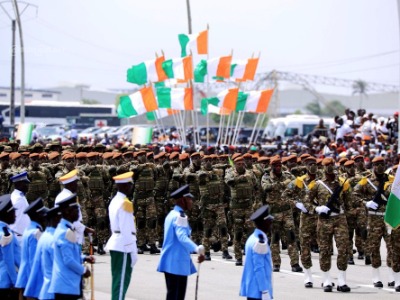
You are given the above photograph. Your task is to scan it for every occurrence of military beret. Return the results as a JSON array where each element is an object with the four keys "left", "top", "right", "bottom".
[
  {"left": 344, "top": 160, "right": 355, "bottom": 167},
  {"left": 242, "top": 153, "right": 252, "bottom": 159},
  {"left": 191, "top": 152, "right": 201, "bottom": 158},
  {"left": 169, "top": 152, "right": 179, "bottom": 160},
  {"left": 48, "top": 152, "right": 60, "bottom": 160},
  {"left": 158, "top": 152, "right": 166, "bottom": 159},
  {"left": 146, "top": 152, "right": 154, "bottom": 158},
  {"left": 303, "top": 156, "right": 317, "bottom": 164},
  {"left": 282, "top": 155, "right": 296, "bottom": 163},
  {"left": 353, "top": 155, "right": 364, "bottom": 162},
  {"left": 39, "top": 153, "right": 48, "bottom": 159},
  {"left": 179, "top": 153, "right": 189, "bottom": 161},
  {"left": 0, "top": 152, "right": 9, "bottom": 159},
  {"left": 29, "top": 153, "right": 39, "bottom": 158},
  {"left": 258, "top": 156, "right": 270, "bottom": 163},
  {"left": 316, "top": 158, "right": 323, "bottom": 165},
  {"left": 372, "top": 156, "right": 384, "bottom": 164},
  {"left": 154, "top": 153, "right": 160, "bottom": 160},
  {"left": 209, "top": 154, "right": 218, "bottom": 159},
  {"left": 86, "top": 152, "right": 99, "bottom": 158},
  {"left": 338, "top": 157, "right": 348, "bottom": 164},
  {"left": 300, "top": 153, "right": 311, "bottom": 160},
  {"left": 122, "top": 151, "right": 134, "bottom": 158},
  {"left": 62, "top": 153, "right": 75, "bottom": 160},
  {"left": 102, "top": 152, "right": 114, "bottom": 160},
  {"left": 234, "top": 156, "right": 244, "bottom": 163},
  {"left": 134, "top": 151, "right": 146, "bottom": 158},
  {"left": 113, "top": 152, "right": 122, "bottom": 159},
  {"left": 231, "top": 153, "right": 241, "bottom": 161},
  {"left": 322, "top": 157, "right": 334, "bottom": 166},
  {"left": 219, "top": 154, "right": 229, "bottom": 159},
  {"left": 202, "top": 155, "right": 211, "bottom": 160},
  {"left": 270, "top": 157, "right": 282, "bottom": 165},
  {"left": 75, "top": 152, "right": 87, "bottom": 159},
  {"left": 10, "top": 152, "right": 21, "bottom": 160}
]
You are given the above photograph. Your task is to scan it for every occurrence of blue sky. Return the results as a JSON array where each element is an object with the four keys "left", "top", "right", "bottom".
[{"left": 0, "top": 0, "right": 398, "bottom": 92}]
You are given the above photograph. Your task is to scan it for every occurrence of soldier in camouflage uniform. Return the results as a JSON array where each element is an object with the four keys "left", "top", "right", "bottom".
[
  {"left": 342, "top": 160, "right": 367, "bottom": 265},
  {"left": 182, "top": 152, "right": 203, "bottom": 245},
  {"left": 262, "top": 157, "right": 302, "bottom": 273},
  {"left": 305, "top": 157, "right": 351, "bottom": 293},
  {"left": 243, "top": 153, "right": 263, "bottom": 210},
  {"left": 131, "top": 151, "right": 159, "bottom": 254},
  {"left": 84, "top": 152, "right": 110, "bottom": 254},
  {"left": 225, "top": 156, "right": 255, "bottom": 266},
  {"left": 153, "top": 152, "right": 170, "bottom": 247},
  {"left": 198, "top": 155, "right": 232, "bottom": 260},
  {"left": 282, "top": 156, "right": 319, "bottom": 287},
  {"left": 338, "top": 157, "right": 349, "bottom": 176},
  {"left": 26, "top": 153, "right": 52, "bottom": 204},
  {"left": 46, "top": 152, "right": 63, "bottom": 207},
  {"left": 353, "top": 156, "right": 392, "bottom": 288},
  {"left": 0, "top": 152, "right": 12, "bottom": 194}
]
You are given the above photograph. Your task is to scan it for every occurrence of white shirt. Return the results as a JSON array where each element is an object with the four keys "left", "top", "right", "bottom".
[
  {"left": 55, "top": 188, "right": 85, "bottom": 245},
  {"left": 10, "top": 189, "right": 31, "bottom": 243},
  {"left": 105, "top": 192, "right": 137, "bottom": 254},
  {"left": 336, "top": 123, "right": 352, "bottom": 141}
]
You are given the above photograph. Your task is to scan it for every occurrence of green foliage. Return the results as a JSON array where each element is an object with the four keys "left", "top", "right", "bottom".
[{"left": 305, "top": 99, "right": 346, "bottom": 117}]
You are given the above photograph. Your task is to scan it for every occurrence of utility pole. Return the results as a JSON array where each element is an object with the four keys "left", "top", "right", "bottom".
[
  {"left": 10, "top": 19, "right": 16, "bottom": 125},
  {"left": 186, "top": 0, "right": 192, "bottom": 34}
]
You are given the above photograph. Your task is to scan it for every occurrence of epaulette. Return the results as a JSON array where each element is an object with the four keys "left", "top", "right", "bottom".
[
  {"left": 253, "top": 234, "right": 268, "bottom": 254},
  {"left": 339, "top": 177, "right": 350, "bottom": 192},
  {"left": 307, "top": 180, "right": 316, "bottom": 190},
  {"left": 0, "top": 227, "right": 12, "bottom": 247},
  {"left": 384, "top": 175, "right": 394, "bottom": 191},
  {"left": 357, "top": 177, "right": 368, "bottom": 186},
  {"left": 122, "top": 198, "right": 134, "bottom": 214},
  {"left": 174, "top": 210, "right": 188, "bottom": 227},
  {"left": 295, "top": 175, "right": 307, "bottom": 189},
  {"left": 65, "top": 225, "right": 77, "bottom": 243}
]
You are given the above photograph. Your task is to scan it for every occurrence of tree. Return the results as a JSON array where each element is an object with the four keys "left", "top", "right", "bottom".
[
  {"left": 305, "top": 99, "right": 322, "bottom": 115},
  {"left": 323, "top": 100, "right": 346, "bottom": 116},
  {"left": 352, "top": 80, "right": 368, "bottom": 109}
]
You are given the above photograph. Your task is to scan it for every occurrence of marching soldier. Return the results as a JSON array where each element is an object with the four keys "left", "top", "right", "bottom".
[
  {"left": 261, "top": 157, "right": 302, "bottom": 273},
  {"left": 0, "top": 152, "right": 12, "bottom": 195},
  {"left": 26, "top": 153, "right": 52, "bottom": 205},
  {"left": 305, "top": 157, "right": 351, "bottom": 293}
]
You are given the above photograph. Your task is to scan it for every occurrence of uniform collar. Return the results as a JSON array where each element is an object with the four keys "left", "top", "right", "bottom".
[
  {"left": 116, "top": 191, "right": 127, "bottom": 199},
  {"left": 254, "top": 228, "right": 267, "bottom": 239},
  {"left": 173, "top": 205, "right": 184, "bottom": 212}
]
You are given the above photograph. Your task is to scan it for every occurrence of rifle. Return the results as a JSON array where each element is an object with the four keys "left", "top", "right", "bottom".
[
  {"left": 372, "top": 174, "right": 388, "bottom": 208},
  {"left": 320, "top": 179, "right": 347, "bottom": 218}
]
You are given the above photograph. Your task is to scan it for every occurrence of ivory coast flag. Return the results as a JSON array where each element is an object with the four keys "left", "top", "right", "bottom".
[
  {"left": 236, "top": 89, "right": 274, "bottom": 113},
  {"left": 194, "top": 56, "right": 232, "bottom": 82},
  {"left": 162, "top": 56, "right": 193, "bottom": 81},
  {"left": 231, "top": 58, "right": 259, "bottom": 81},
  {"left": 117, "top": 87, "right": 158, "bottom": 118},
  {"left": 146, "top": 108, "right": 179, "bottom": 120},
  {"left": 156, "top": 87, "right": 193, "bottom": 110},
  {"left": 200, "top": 88, "right": 239, "bottom": 114},
  {"left": 178, "top": 30, "right": 208, "bottom": 57},
  {"left": 127, "top": 56, "right": 167, "bottom": 85},
  {"left": 385, "top": 167, "right": 400, "bottom": 229}
]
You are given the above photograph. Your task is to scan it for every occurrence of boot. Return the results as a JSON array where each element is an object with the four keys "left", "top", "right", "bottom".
[
  {"left": 158, "top": 240, "right": 163, "bottom": 249},
  {"left": 97, "top": 243, "right": 106, "bottom": 255},
  {"left": 395, "top": 272, "right": 400, "bottom": 292},
  {"left": 357, "top": 251, "right": 364, "bottom": 260},
  {"left": 322, "top": 271, "right": 332, "bottom": 292},
  {"left": 337, "top": 271, "right": 351, "bottom": 292},
  {"left": 311, "top": 246, "right": 320, "bottom": 253},
  {"left": 281, "top": 241, "right": 288, "bottom": 250},
  {"left": 304, "top": 268, "right": 313, "bottom": 288},
  {"left": 273, "top": 265, "right": 280, "bottom": 272},
  {"left": 235, "top": 259, "right": 242, "bottom": 266},
  {"left": 137, "top": 247, "right": 144, "bottom": 254},
  {"left": 204, "top": 252, "right": 211, "bottom": 261},
  {"left": 291, "top": 263, "right": 303, "bottom": 272},
  {"left": 388, "top": 270, "right": 395, "bottom": 287},
  {"left": 365, "top": 255, "right": 371, "bottom": 265},
  {"left": 150, "top": 244, "right": 160, "bottom": 254},
  {"left": 372, "top": 267, "right": 383, "bottom": 288},
  {"left": 211, "top": 241, "right": 221, "bottom": 252},
  {"left": 142, "top": 244, "right": 151, "bottom": 252},
  {"left": 222, "top": 250, "right": 232, "bottom": 259},
  {"left": 348, "top": 257, "right": 355, "bottom": 265}
]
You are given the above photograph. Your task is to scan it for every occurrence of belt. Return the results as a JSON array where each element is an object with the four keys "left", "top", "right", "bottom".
[
  {"left": 368, "top": 211, "right": 385, "bottom": 216},
  {"left": 114, "top": 231, "right": 136, "bottom": 236}
]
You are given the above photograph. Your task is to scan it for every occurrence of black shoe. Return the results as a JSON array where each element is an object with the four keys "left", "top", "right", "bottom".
[
  {"left": 222, "top": 250, "right": 232, "bottom": 259},
  {"left": 291, "top": 263, "right": 303, "bottom": 272},
  {"left": 365, "top": 255, "right": 371, "bottom": 265},
  {"left": 305, "top": 282, "right": 313, "bottom": 288},
  {"left": 273, "top": 265, "right": 280, "bottom": 272},
  {"left": 204, "top": 252, "right": 211, "bottom": 261},
  {"left": 311, "top": 246, "right": 320, "bottom": 253},
  {"left": 321, "top": 282, "right": 335, "bottom": 287},
  {"left": 211, "top": 241, "right": 221, "bottom": 252},
  {"left": 323, "top": 285, "right": 332, "bottom": 292},
  {"left": 150, "top": 244, "right": 160, "bottom": 254},
  {"left": 348, "top": 257, "right": 355, "bottom": 265},
  {"left": 396, "top": 286, "right": 400, "bottom": 292},
  {"left": 388, "top": 281, "right": 395, "bottom": 287},
  {"left": 374, "top": 281, "right": 383, "bottom": 288},
  {"left": 228, "top": 240, "right": 233, "bottom": 247},
  {"left": 357, "top": 252, "right": 364, "bottom": 260},
  {"left": 281, "top": 243, "right": 288, "bottom": 250},
  {"left": 138, "top": 248, "right": 144, "bottom": 254},
  {"left": 352, "top": 249, "right": 357, "bottom": 254},
  {"left": 158, "top": 241, "right": 163, "bottom": 249},
  {"left": 97, "top": 244, "right": 106, "bottom": 255},
  {"left": 337, "top": 285, "right": 351, "bottom": 292},
  {"left": 142, "top": 244, "right": 151, "bottom": 252},
  {"left": 235, "top": 259, "right": 242, "bottom": 266}
]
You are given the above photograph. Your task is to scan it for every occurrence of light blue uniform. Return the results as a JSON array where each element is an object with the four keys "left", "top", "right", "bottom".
[
  {"left": 48, "top": 219, "right": 85, "bottom": 296},
  {"left": 15, "top": 220, "right": 42, "bottom": 289},
  {"left": 157, "top": 205, "right": 198, "bottom": 276},
  {"left": 24, "top": 227, "right": 55, "bottom": 299},
  {"left": 0, "top": 221, "right": 21, "bottom": 288},
  {"left": 240, "top": 228, "right": 273, "bottom": 299}
]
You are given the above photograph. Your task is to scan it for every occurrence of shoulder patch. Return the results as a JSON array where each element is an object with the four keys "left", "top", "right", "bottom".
[
  {"left": 358, "top": 177, "right": 368, "bottom": 186},
  {"left": 308, "top": 180, "right": 316, "bottom": 190},
  {"left": 253, "top": 234, "right": 268, "bottom": 254},
  {"left": 174, "top": 211, "right": 188, "bottom": 227},
  {"left": 122, "top": 198, "right": 134, "bottom": 213},
  {"left": 339, "top": 177, "right": 350, "bottom": 192},
  {"left": 65, "top": 228, "right": 77, "bottom": 243}
]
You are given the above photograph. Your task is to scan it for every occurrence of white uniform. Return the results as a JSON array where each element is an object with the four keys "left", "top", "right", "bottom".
[
  {"left": 55, "top": 188, "right": 86, "bottom": 245},
  {"left": 10, "top": 189, "right": 30, "bottom": 243},
  {"left": 105, "top": 191, "right": 137, "bottom": 265}
]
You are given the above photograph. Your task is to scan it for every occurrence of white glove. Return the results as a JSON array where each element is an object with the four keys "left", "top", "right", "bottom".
[
  {"left": 130, "top": 252, "right": 138, "bottom": 268},
  {"left": 366, "top": 200, "right": 378, "bottom": 210},
  {"left": 315, "top": 205, "right": 330, "bottom": 215},
  {"left": 197, "top": 245, "right": 205, "bottom": 255},
  {"left": 262, "top": 291, "right": 271, "bottom": 300},
  {"left": 295, "top": 202, "right": 308, "bottom": 213}
]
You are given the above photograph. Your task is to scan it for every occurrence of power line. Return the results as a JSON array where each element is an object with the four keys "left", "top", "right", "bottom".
[{"left": 325, "top": 63, "right": 399, "bottom": 75}]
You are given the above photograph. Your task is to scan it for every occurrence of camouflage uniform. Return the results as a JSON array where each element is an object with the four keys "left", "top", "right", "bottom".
[
  {"left": 225, "top": 167, "right": 254, "bottom": 262},
  {"left": 262, "top": 169, "right": 299, "bottom": 269},
  {"left": 198, "top": 162, "right": 230, "bottom": 258},
  {"left": 131, "top": 161, "right": 158, "bottom": 250},
  {"left": 26, "top": 165, "right": 52, "bottom": 204}
]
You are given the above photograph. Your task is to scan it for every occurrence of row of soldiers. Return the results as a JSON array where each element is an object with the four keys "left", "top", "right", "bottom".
[{"left": 0, "top": 140, "right": 399, "bottom": 292}]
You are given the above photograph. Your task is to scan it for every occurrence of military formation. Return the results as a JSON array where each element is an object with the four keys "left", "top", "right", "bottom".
[{"left": 0, "top": 138, "right": 400, "bottom": 298}]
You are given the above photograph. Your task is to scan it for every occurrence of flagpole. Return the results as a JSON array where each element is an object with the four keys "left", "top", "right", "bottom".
[
  {"left": 233, "top": 111, "right": 245, "bottom": 145},
  {"left": 248, "top": 113, "right": 260, "bottom": 146},
  {"left": 206, "top": 24, "right": 210, "bottom": 147}
]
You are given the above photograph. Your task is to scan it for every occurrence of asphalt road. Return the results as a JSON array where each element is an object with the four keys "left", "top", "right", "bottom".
[{"left": 87, "top": 242, "right": 399, "bottom": 300}]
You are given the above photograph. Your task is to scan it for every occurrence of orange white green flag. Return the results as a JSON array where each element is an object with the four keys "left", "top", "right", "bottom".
[
  {"left": 127, "top": 56, "right": 167, "bottom": 85},
  {"left": 178, "top": 30, "right": 208, "bottom": 57},
  {"left": 200, "top": 88, "right": 239, "bottom": 114},
  {"left": 162, "top": 56, "right": 193, "bottom": 82},
  {"left": 236, "top": 89, "right": 274, "bottom": 113},
  {"left": 117, "top": 87, "right": 158, "bottom": 118},
  {"left": 194, "top": 56, "right": 232, "bottom": 82},
  {"left": 156, "top": 87, "right": 193, "bottom": 110},
  {"left": 385, "top": 169, "right": 400, "bottom": 229},
  {"left": 230, "top": 58, "right": 259, "bottom": 81}
]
